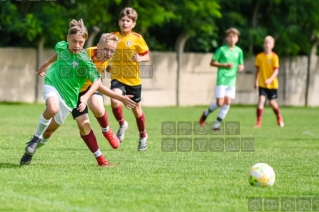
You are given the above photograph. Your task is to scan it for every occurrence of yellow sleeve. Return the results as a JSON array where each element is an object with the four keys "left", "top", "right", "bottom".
[
  {"left": 255, "top": 54, "right": 260, "bottom": 67},
  {"left": 137, "top": 36, "right": 149, "bottom": 55},
  {"left": 274, "top": 54, "right": 279, "bottom": 68}
]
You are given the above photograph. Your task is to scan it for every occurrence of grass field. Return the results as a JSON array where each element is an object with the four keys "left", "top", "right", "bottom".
[{"left": 0, "top": 103, "right": 319, "bottom": 212}]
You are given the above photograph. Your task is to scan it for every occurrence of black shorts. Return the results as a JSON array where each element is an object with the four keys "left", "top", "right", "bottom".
[
  {"left": 110, "top": 79, "right": 142, "bottom": 103},
  {"left": 71, "top": 87, "right": 103, "bottom": 119},
  {"left": 259, "top": 87, "right": 278, "bottom": 100}
]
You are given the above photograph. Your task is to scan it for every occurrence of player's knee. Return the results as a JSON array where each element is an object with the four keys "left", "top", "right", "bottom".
[
  {"left": 45, "top": 106, "right": 59, "bottom": 116},
  {"left": 78, "top": 121, "right": 91, "bottom": 135}
]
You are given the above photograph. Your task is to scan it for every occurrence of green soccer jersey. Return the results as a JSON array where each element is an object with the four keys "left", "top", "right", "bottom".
[
  {"left": 213, "top": 45, "right": 244, "bottom": 87},
  {"left": 44, "top": 41, "right": 100, "bottom": 108}
]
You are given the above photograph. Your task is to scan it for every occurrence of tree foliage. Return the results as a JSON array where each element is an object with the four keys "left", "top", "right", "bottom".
[{"left": 1, "top": 0, "right": 319, "bottom": 56}]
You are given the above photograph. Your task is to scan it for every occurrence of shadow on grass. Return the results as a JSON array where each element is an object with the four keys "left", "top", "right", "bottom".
[{"left": 0, "top": 162, "right": 21, "bottom": 168}]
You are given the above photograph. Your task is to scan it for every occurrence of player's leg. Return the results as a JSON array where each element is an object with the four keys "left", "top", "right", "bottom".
[
  {"left": 22, "top": 85, "right": 59, "bottom": 159},
  {"left": 72, "top": 92, "right": 111, "bottom": 167},
  {"left": 126, "top": 84, "right": 147, "bottom": 151},
  {"left": 199, "top": 86, "right": 224, "bottom": 126},
  {"left": 110, "top": 80, "right": 128, "bottom": 142},
  {"left": 20, "top": 86, "right": 70, "bottom": 165},
  {"left": 268, "top": 89, "right": 284, "bottom": 127},
  {"left": 213, "top": 96, "right": 231, "bottom": 130},
  {"left": 213, "top": 86, "right": 236, "bottom": 130},
  {"left": 255, "top": 87, "right": 267, "bottom": 127},
  {"left": 88, "top": 92, "right": 119, "bottom": 149}
]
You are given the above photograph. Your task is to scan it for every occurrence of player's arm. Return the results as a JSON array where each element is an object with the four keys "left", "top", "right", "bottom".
[
  {"left": 238, "top": 64, "right": 244, "bottom": 72},
  {"left": 254, "top": 67, "right": 260, "bottom": 89},
  {"left": 265, "top": 68, "right": 279, "bottom": 85},
  {"left": 78, "top": 79, "right": 102, "bottom": 112},
  {"left": 37, "top": 53, "right": 57, "bottom": 77},
  {"left": 97, "top": 85, "right": 136, "bottom": 109},
  {"left": 132, "top": 52, "right": 150, "bottom": 62},
  {"left": 210, "top": 59, "right": 233, "bottom": 69}
]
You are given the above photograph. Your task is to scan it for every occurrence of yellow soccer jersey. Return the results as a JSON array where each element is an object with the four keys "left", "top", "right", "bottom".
[
  {"left": 111, "top": 32, "right": 149, "bottom": 86},
  {"left": 80, "top": 47, "right": 109, "bottom": 92},
  {"left": 255, "top": 52, "right": 279, "bottom": 89}
]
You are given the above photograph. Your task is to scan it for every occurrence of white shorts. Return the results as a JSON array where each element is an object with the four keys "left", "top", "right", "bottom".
[
  {"left": 215, "top": 85, "right": 236, "bottom": 99},
  {"left": 43, "top": 85, "right": 72, "bottom": 125}
]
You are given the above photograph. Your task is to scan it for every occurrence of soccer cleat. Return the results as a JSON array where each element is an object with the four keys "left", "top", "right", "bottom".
[
  {"left": 277, "top": 115, "right": 284, "bottom": 127},
  {"left": 199, "top": 111, "right": 207, "bottom": 126},
  {"left": 96, "top": 155, "right": 118, "bottom": 167},
  {"left": 116, "top": 121, "right": 128, "bottom": 143},
  {"left": 102, "top": 129, "right": 120, "bottom": 149},
  {"left": 138, "top": 133, "right": 148, "bottom": 151},
  {"left": 25, "top": 135, "right": 42, "bottom": 155},
  {"left": 20, "top": 153, "right": 33, "bottom": 165}
]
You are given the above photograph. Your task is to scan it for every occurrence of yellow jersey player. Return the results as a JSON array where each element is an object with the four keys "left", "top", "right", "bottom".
[
  {"left": 109, "top": 7, "right": 150, "bottom": 151},
  {"left": 254, "top": 36, "right": 284, "bottom": 127}
]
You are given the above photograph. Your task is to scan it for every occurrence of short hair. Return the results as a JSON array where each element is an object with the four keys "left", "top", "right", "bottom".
[
  {"left": 226, "top": 28, "right": 240, "bottom": 36},
  {"left": 68, "top": 19, "right": 88, "bottom": 40},
  {"left": 99, "top": 33, "right": 120, "bottom": 44},
  {"left": 264, "top": 35, "right": 275, "bottom": 44},
  {"left": 119, "top": 7, "right": 138, "bottom": 22}
]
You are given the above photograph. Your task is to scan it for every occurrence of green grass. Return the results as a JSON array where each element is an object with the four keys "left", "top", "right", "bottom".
[{"left": 1, "top": 104, "right": 319, "bottom": 212}]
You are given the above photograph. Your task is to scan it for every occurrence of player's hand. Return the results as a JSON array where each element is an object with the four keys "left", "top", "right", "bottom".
[
  {"left": 265, "top": 79, "right": 272, "bottom": 85},
  {"left": 78, "top": 95, "right": 89, "bottom": 112},
  {"left": 132, "top": 53, "right": 140, "bottom": 62},
  {"left": 37, "top": 65, "right": 48, "bottom": 77},
  {"left": 254, "top": 81, "right": 258, "bottom": 89},
  {"left": 238, "top": 65, "right": 244, "bottom": 72},
  {"left": 106, "top": 63, "right": 112, "bottom": 73},
  {"left": 224, "top": 63, "right": 233, "bottom": 69},
  {"left": 121, "top": 95, "right": 136, "bottom": 109}
]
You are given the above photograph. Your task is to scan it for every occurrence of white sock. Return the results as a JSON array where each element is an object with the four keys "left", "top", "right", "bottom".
[
  {"left": 102, "top": 126, "right": 109, "bottom": 133},
  {"left": 204, "top": 102, "right": 219, "bottom": 116},
  {"left": 35, "top": 114, "right": 52, "bottom": 138},
  {"left": 218, "top": 104, "right": 230, "bottom": 119},
  {"left": 93, "top": 149, "right": 102, "bottom": 157},
  {"left": 37, "top": 137, "right": 51, "bottom": 148}
]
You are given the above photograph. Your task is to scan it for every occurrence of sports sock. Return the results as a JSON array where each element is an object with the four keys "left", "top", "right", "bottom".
[
  {"left": 37, "top": 136, "right": 52, "bottom": 148},
  {"left": 112, "top": 106, "right": 125, "bottom": 125},
  {"left": 204, "top": 102, "right": 219, "bottom": 116},
  {"left": 35, "top": 114, "right": 52, "bottom": 138},
  {"left": 214, "top": 117, "right": 223, "bottom": 129},
  {"left": 95, "top": 111, "right": 109, "bottom": 132},
  {"left": 257, "top": 108, "right": 263, "bottom": 121},
  {"left": 80, "top": 129, "right": 99, "bottom": 154},
  {"left": 136, "top": 113, "right": 146, "bottom": 138},
  {"left": 272, "top": 107, "right": 280, "bottom": 117},
  {"left": 218, "top": 104, "right": 230, "bottom": 120},
  {"left": 93, "top": 149, "right": 102, "bottom": 158}
]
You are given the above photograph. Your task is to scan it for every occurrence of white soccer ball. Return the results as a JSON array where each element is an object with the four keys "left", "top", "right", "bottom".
[{"left": 248, "top": 163, "right": 275, "bottom": 187}]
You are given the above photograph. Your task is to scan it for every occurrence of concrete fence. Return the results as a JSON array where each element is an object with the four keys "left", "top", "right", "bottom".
[{"left": 0, "top": 48, "right": 318, "bottom": 106}]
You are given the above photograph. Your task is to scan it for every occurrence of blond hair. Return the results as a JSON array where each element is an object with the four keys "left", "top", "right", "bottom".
[
  {"left": 264, "top": 35, "right": 275, "bottom": 44},
  {"left": 119, "top": 7, "right": 138, "bottom": 22},
  {"left": 99, "top": 33, "right": 120, "bottom": 44},
  {"left": 68, "top": 19, "right": 88, "bottom": 40},
  {"left": 226, "top": 28, "right": 240, "bottom": 36}
]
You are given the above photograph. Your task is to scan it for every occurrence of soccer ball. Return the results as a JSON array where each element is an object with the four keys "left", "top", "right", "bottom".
[{"left": 248, "top": 163, "right": 275, "bottom": 187}]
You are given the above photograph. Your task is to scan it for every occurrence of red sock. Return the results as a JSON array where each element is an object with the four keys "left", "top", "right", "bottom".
[
  {"left": 80, "top": 130, "right": 98, "bottom": 153},
  {"left": 112, "top": 106, "right": 125, "bottom": 125},
  {"left": 136, "top": 113, "right": 146, "bottom": 138},
  {"left": 95, "top": 111, "right": 109, "bottom": 128},
  {"left": 257, "top": 108, "right": 263, "bottom": 121},
  {"left": 273, "top": 107, "right": 280, "bottom": 117}
]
